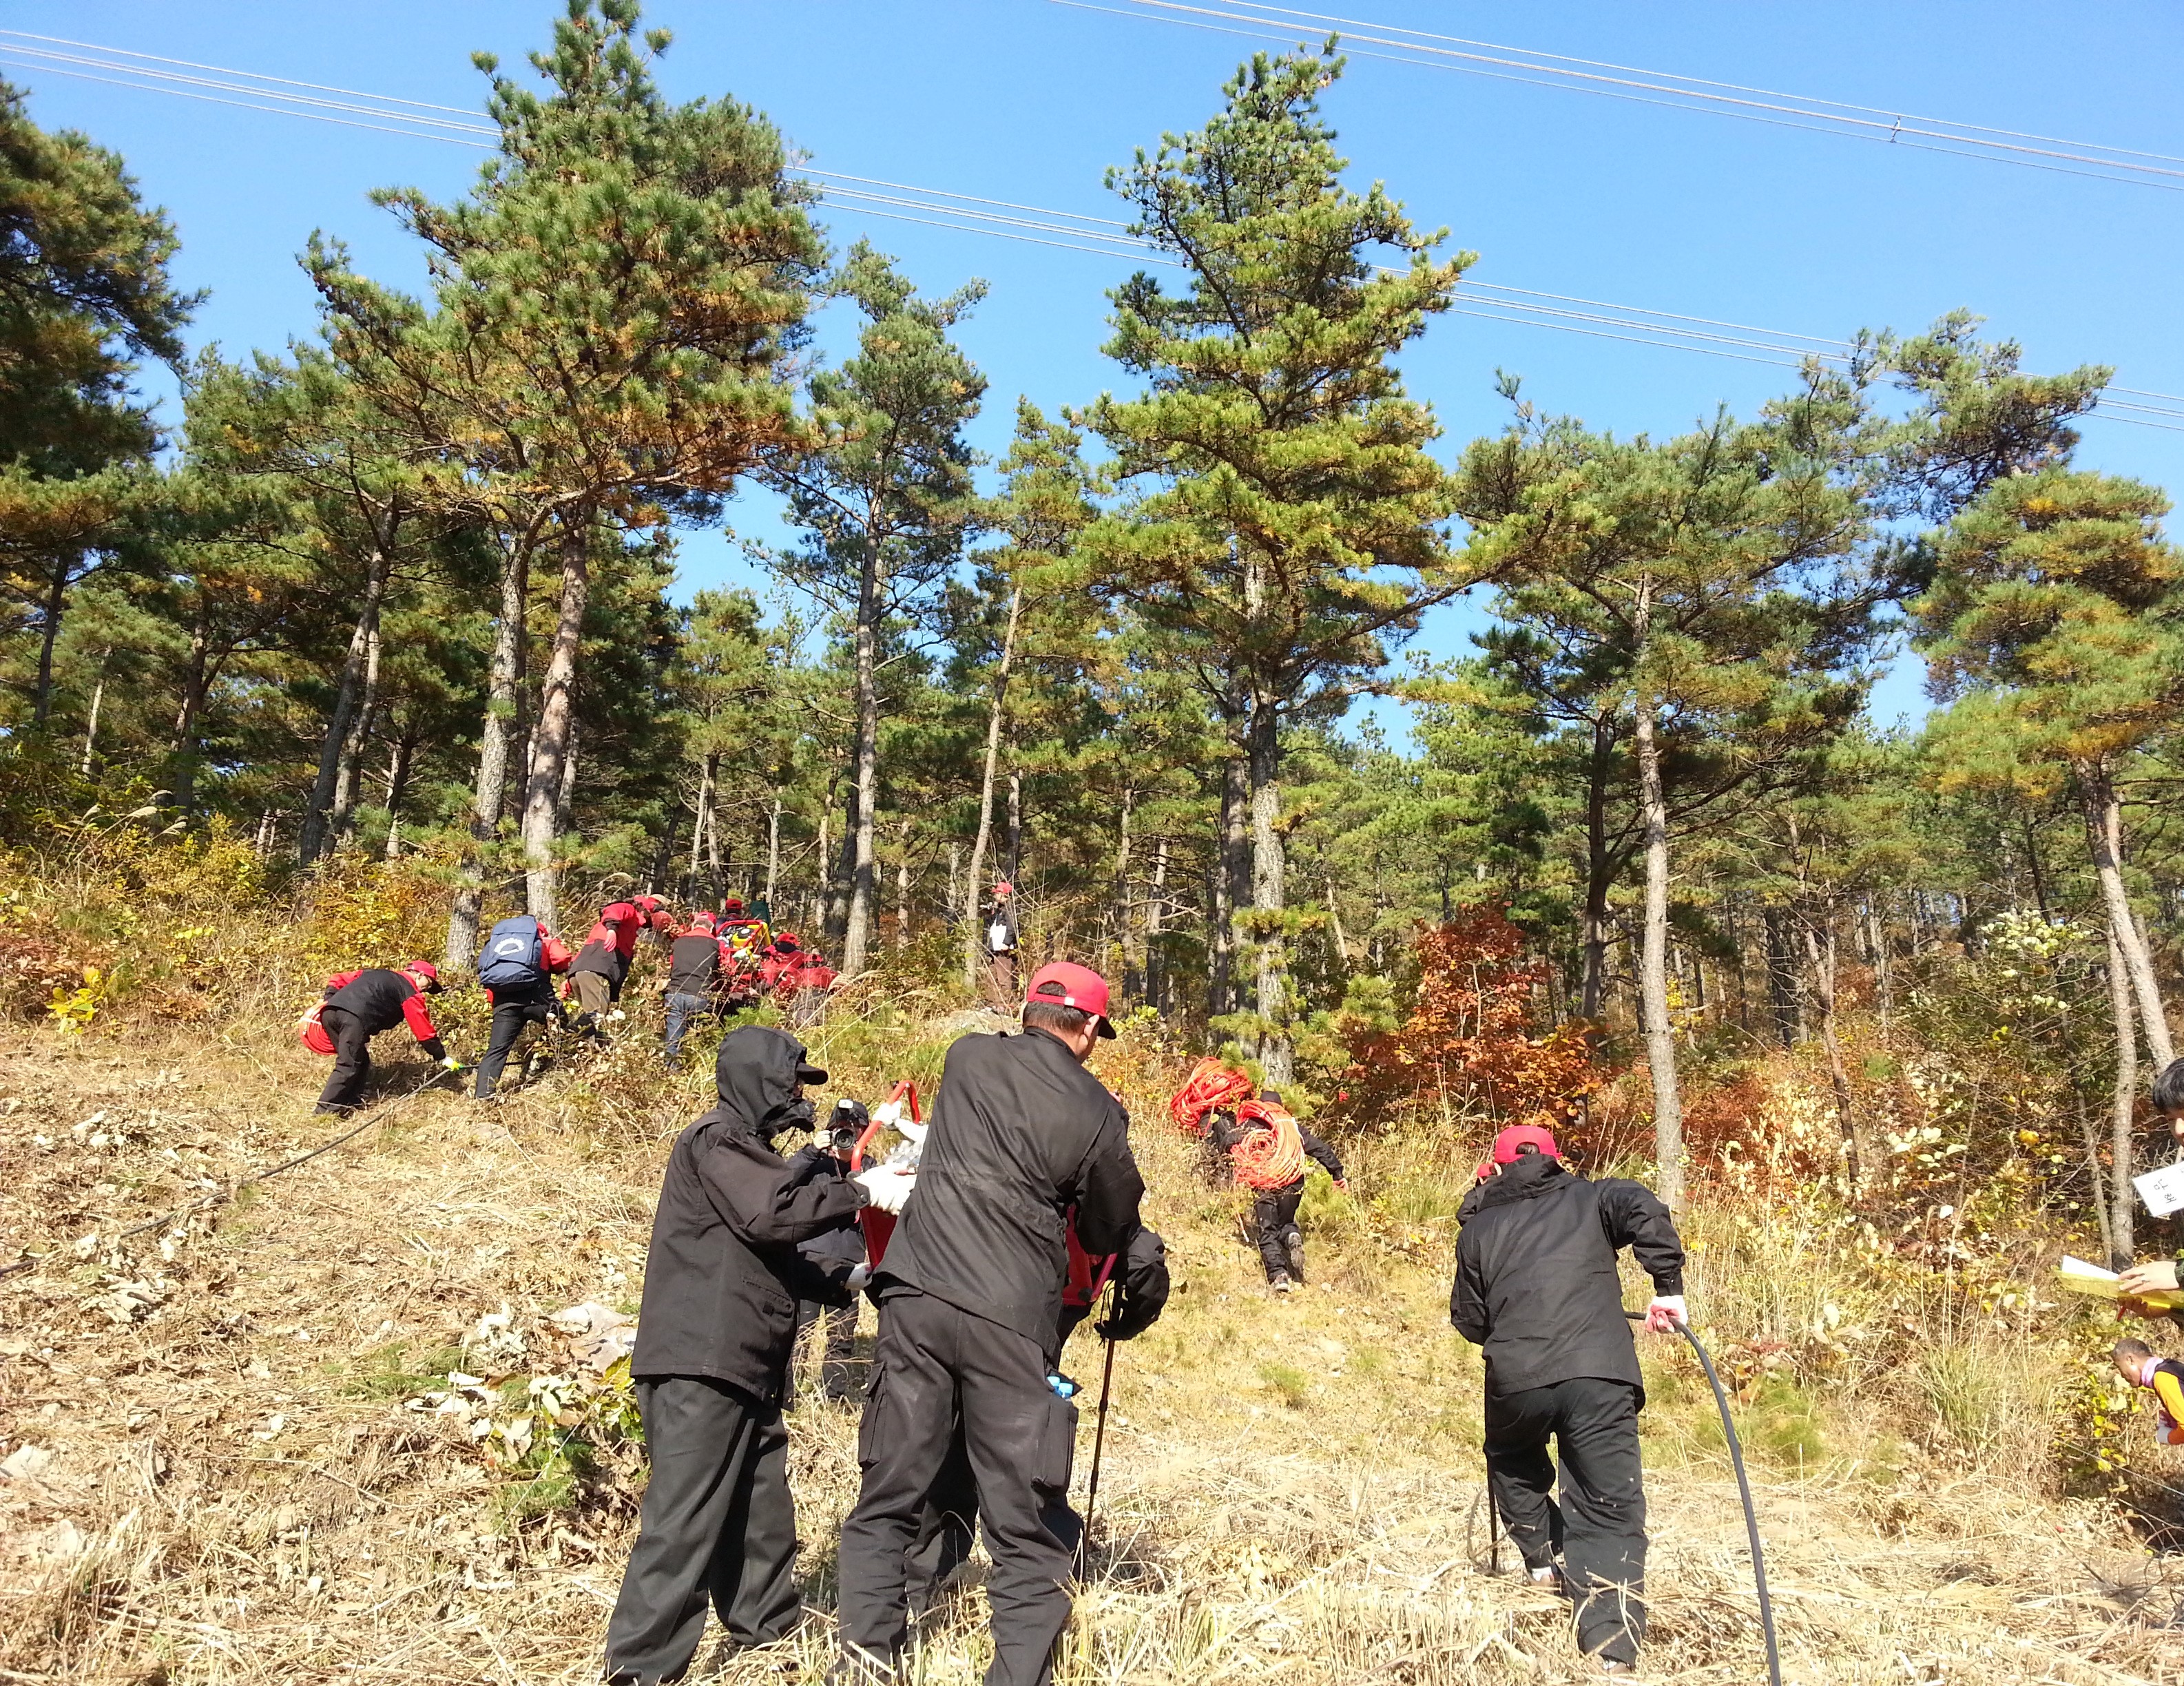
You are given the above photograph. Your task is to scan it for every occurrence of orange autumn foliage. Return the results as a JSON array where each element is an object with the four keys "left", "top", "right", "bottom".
[{"left": 1326, "top": 910, "right": 1602, "bottom": 1134}]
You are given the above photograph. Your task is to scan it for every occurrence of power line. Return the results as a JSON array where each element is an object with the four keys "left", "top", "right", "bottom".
[
  {"left": 1211, "top": 1, "right": 2184, "bottom": 168},
  {"left": 1062, "top": 0, "right": 2184, "bottom": 194},
  {"left": 6, "top": 33, "right": 2178, "bottom": 435}
]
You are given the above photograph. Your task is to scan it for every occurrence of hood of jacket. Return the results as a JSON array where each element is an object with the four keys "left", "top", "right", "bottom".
[
  {"left": 1468, "top": 1150, "right": 1567, "bottom": 1214},
  {"left": 714, "top": 1025, "right": 816, "bottom": 1142}
]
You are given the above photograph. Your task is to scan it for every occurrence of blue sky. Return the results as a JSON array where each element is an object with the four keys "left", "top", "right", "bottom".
[{"left": 11, "top": 0, "right": 2181, "bottom": 736}]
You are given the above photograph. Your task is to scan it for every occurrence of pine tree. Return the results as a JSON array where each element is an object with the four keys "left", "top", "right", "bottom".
[
  {"left": 764, "top": 242, "right": 986, "bottom": 977},
  {"left": 310, "top": 0, "right": 820, "bottom": 941},
  {"left": 1083, "top": 43, "right": 1467, "bottom": 1081}
]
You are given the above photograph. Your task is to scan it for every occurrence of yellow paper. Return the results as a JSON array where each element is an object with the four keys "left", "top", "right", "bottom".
[{"left": 2057, "top": 1254, "right": 2184, "bottom": 1309}]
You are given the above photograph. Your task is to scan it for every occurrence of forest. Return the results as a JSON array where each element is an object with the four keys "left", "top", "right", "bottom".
[
  {"left": 7, "top": 3, "right": 2180, "bottom": 1231},
  {"left": 7, "top": 3, "right": 2184, "bottom": 1681}
]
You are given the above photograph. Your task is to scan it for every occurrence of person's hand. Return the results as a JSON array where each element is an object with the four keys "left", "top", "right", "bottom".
[
  {"left": 871, "top": 1100, "right": 902, "bottom": 1127},
  {"left": 2120, "top": 1295, "right": 2172, "bottom": 1322},
  {"left": 1333, "top": 1178, "right": 1349, "bottom": 1192},
  {"left": 2119, "top": 1260, "right": 2181, "bottom": 1296},
  {"left": 1096, "top": 1287, "right": 1162, "bottom": 1342},
  {"left": 846, "top": 1262, "right": 872, "bottom": 1293},
  {"left": 440, "top": 1054, "right": 468, "bottom": 1074},
  {"left": 1643, "top": 1294, "right": 1687, "bottom": 1333},
  {"left": 854, "top": 1165, "right": 915, "bottom": 1215}
]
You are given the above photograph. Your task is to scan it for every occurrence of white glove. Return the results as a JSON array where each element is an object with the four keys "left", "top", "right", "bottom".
[
  {"left": 871, "top": 1100, "right": 902, "bottom": 1127},
  {"left": 855, "top": 1165, "right": 915, "bottom": 1215},
  {"left": 846, "top": 1262, "right": 872, "bottom": 1293},
  {"left": 897, "top": 1114, "right": 928, "bottom": 1147},
  {"left": 1644, "top": 1294, "right": 1687, "bottom": 1333}
]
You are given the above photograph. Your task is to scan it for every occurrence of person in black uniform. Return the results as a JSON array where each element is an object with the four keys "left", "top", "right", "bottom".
[
  {"left": 603, "top": 1028, "right": 911, "bottom": 1685},
  {"left": 904, "top": 1222, "right": 1169, "bottom": 1618},
  {"left": 1208, "top": 1089, "right": 1346, "bottom": 1292},
  {"left": 833, "top": 961, "right": 1158, "bottom": 1686},
  {"left": 1450, "top": 1125, "right": 1687, "bottom": 1677}
]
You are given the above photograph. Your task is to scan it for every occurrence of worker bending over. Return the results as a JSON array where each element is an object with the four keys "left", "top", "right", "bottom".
[
  {"left": 1450, "top": 1125, "right": 1687, "bottom": 1677},
  {"left": 2115, "top": 1338, "right": 2184, "bottom": 1446},
  {"left": 313, "top": 961, "right": 460, "bottom": 1114}
]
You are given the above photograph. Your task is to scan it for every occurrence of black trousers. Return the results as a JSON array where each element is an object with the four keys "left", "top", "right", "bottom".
[
  {"left": 475, "top": 990, "right": 559, "bottom": 1098},
  {"left": 1484, "top": 1376, "right": 1647, "bottom": 1666},
  {"left": 906, "top": 1418, "right": 979, "bottom": 1614},
  {"left": 603, "top": 1375, "right": 801, "bottom": 1683},
  {"left": 315, "top": 1007, "right": 374, "bottom": 1113},
  {"left": 793, "top": 1296, "right": 862, "bottom": 1400},
  {"left": 838, "top": 1290, "right": 1081, "bottom": 1686},
  {"left": 1253, "top": 1181, "right": 1305, "bottom": 1281}
]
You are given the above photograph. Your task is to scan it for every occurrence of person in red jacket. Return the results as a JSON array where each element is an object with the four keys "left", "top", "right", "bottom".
[
  {"left": 569, "top": 902, "right": 643, "bottom": 1039},
  {"left": 314, "top": 961, "right": 458, "bottom": 1114}
]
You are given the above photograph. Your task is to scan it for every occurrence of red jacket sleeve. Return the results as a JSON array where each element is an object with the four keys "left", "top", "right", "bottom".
[
  {"left": 401, "top": 991, "right": 441, "bottom": 1044},
  {"left": 543, "top": 935, "right": 574, "bottom": 972}
]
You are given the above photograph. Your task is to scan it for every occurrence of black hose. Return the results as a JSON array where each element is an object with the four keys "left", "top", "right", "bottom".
[
  {"left": 0, "top": 1070, "right": 451, "bottom": 1282},
  {"left": 1629, "top": 1309, "right": 1783, "bottom": 1686}
]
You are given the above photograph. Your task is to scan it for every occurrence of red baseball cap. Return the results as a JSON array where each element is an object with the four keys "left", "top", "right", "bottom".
[
  {"left": 1491, "top": 1125, "right": 1560, "bottom": 1164},
  {"left": 1026, "top": 961, "right": 1116, "bottom": 1038}
]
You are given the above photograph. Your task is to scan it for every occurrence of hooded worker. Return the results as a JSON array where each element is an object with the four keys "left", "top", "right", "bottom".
[
  {"left": 833, "top": 961, "right": 1156, "bottom": 1686},
  {"left": 603, "top": 1027, "right": 912, "bottom": 1684},
  {"left": 1450, "top": 1125, "right": 1687, "bottom": 1676},
  {"left": 312, "top": 961, "right": 458, "bottom": 1114}
]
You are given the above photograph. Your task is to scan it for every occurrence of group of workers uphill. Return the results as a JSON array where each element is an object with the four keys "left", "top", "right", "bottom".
[
  {"left": 604, "top": 961, "right": 1169, "bottom": 1686},
  {"left": 302, "top": 913, "right": 1705, "bottom": 1680},
  {"left": 304, "top": 895, "right": 842, "bottom": 1114}
]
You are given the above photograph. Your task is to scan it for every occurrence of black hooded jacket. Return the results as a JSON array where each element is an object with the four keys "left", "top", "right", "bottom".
[
  {"left": 875, "top": 1027, "right": 1145, "bottom": 1356},
  {"left": 630, "top": 1026, "right": 868, "bottom": 1402},
  {"left": 1450, "top": 1154, "right": 1685, "bottom": 1401}
]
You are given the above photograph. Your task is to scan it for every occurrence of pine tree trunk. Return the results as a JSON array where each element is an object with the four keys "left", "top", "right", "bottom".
[
  {"left": 166, "top": 606, "right": 211, "bottom": 811},
  {"left": 2081, "top": 760, "right": 2174, "bottom": 1069},
  {"left": 521, "top": 514, "right": 590, "bottom": 933},
  {"left": 1006, "top": 767, "right": 1023, "bottom": 886},
  {"left": 384, "top": 736, "right": 414, "bottom": 861},
  {"left": 1802, "top": 908, "right": 1863, "bottom": 1191},
  {"left": 330, "top": 625, "right": 381, "bottom": 848},
  {"left": 895, "top": 819, "right": 913, "bottom": 951},
  {"left": 79, "top": 649, "right": 108, "bottom": 776},
  {"left": 31, "top": 552, "right": 71, "bottom": 729},
  {"left": 2108, "top": 921, "right": 2140, "bottom": 1267},
  {"left": 555, "top": 715, "right": 581, "bottom": 836},
  {"left": 1110, "top": 786, "right": 1134, "bottom": 988},
  {"left": 1580, "top": 716, "right": 1614, "bottom": 1020},
  {"left": 1247, "top": 694, "right": 1291, "bottom": 1084},
  {"left": 1763, "top": 906, "right": 1801, "bottom": 1046},
  {"left": 962, "top": 585, "right": 1021, "bottom": 985},
  {"left": 1143, "top": 836, "right": 1168, "bottom": 1010},
  {"left": 1632, "top": 596, "right": 1684, "bottom": 1213},
  {"left": 300, "top": 545, "right": 391, "bottom": 864},
  {"left": 1210, "top": 749, "right": 1246, "bottom": 1019},
  {"left": 690, "top": 753, "right": 718, "bottom": 881},
  {"left": 447, "top": 539, "right": 529, "bottom": 970},
  {"left": 765, "top": 791, "right": 783, "bottom": 913},
  {"left": 1324, "top": 861, "right": 1352, "bottom": 968},
  {"left": 841, "top": 538, "right": 886, "bottom": 977}
]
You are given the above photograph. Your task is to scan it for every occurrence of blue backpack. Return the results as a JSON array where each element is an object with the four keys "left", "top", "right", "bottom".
[{"left": 478, "top": 915, "right": 544, "bottom": 990}]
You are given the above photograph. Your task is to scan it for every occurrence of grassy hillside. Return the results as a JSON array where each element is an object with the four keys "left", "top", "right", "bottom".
[{"left": 3, "top": 986, "right": 2180, "bottom": 1684}]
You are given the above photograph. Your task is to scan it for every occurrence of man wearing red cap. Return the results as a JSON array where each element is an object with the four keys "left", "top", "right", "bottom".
[
  {"left": 1450, "top": 1125, "right": 1687, "bottom": 1677},
  {"left": 833, "top": 960, "right": 1161, "bottom": 1686},
  {"left": 311, "top": 960, "right": 461, "bottom": 1114}
]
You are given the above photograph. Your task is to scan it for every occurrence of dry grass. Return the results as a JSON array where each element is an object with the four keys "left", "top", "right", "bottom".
[{"left": 3, "top": 1008, "right": 2181, "bottom": 1684}]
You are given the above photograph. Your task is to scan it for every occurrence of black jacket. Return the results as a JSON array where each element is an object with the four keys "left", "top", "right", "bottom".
[
  {"left": 1450, "top": 1154, "right": 1685, "bottom": 1401},
  {"left": 876, "top": 1027, "right": 1145, "bottom": 1355},
  {"left": 322, "top": 968, "right": 446, "bottom": 1063},
  {"left": 630, "top": 1026, "right": 868, "bottom": 1402},
  {"left": 665, "top": 933, "right": 721, "bottom": 997}
]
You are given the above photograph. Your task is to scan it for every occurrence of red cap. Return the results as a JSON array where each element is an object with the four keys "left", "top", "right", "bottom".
[
  {"left": 1491, "top": 1125, "right": 1559, "bottom": 1164},
  {"left": 405, "top": 960, "right": 441, "bottom": 992},
  {"left": 1026, "top": 961, "right": 1116, "bottom": 1039}
]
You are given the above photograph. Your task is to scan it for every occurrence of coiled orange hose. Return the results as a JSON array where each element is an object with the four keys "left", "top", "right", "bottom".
[
  {"left": 1229, "top": 1095, "right": 1307, "bottom": 1191},
  {"left": 1168, "top": 1057, "right": 1255, "bottom": 1137}
]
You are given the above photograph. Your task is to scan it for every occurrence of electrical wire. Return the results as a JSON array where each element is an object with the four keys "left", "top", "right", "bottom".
[
  {"left": 1191, "top": 0, "right": 2184, "bottom": 167},
  {"left": 1078, "top": 0, "right": 2184, "bottom": 191},
  {"left": 6, "top": 32, "right": 2177, "bottom": 431}
]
